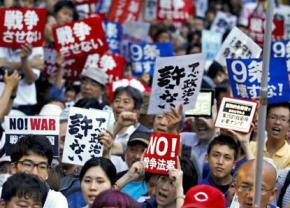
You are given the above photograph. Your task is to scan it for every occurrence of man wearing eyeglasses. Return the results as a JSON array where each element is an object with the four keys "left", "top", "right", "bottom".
[
  {"left": 8, "top": 135, "right": 68, "bottom": 208},
  {"left": 235, "top": 159, "right": 277, "bottom": 208},
  {"left": 249, "top": 103, "right": 290, "bottom": 169}
]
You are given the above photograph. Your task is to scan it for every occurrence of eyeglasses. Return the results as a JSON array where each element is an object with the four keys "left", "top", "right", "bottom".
[
  {"left": 17, "top": 160, "right": 49, "bottom": 172},
  {"left": 238, "top": 184, "right": 274, "bottom": 195},
  {"left": 268, "top": 114, "right": 290, "bottom": 123}
]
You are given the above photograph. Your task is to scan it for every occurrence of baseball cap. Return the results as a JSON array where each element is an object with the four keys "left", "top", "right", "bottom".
[
  {"left": 128, "top": 128, "right": 151, "bottom": 147},
  {"left": 81, "top": 67, "right": 107, "bottom": 86},
  {"left": 182, "top": 185, "right": 226, "bottom": 208}
]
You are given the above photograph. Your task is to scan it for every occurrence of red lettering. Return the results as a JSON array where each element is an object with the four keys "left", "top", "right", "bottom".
[
  {"left": 41, "top": 119, "right": 48, "bottom": 130},
  {"left": 30, "top": 118, "right": 41, "bottom": 130},
  {"left": 49, "top": 119, "right": 56, "bottom": 130}
]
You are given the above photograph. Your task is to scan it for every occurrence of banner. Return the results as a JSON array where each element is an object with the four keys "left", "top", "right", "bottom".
[
  {"left": 226, "top": 58, "right": 290, "bottom": 104},
  {"left": 4, "top": 116, "right": 59, "bottom": 156},
  {"left": 53, "top": 16, "right": 108, "bottom": 58},
  {"left": 185, "top": 90, "right": 213, "bottom": 117},
  {"left": 103, "top": 20, "right": 122, "bottom": 54},
  {"left": 210, "top": 11, "right": 237, "bottom": 35},
  {"left": 144, "top": 132, "right": 180, "bottom": 174},
  {"left": 62, "top": 107, "right": 111, "bottom": 166},
  {"left": 215, "top": 27, "right": 262, "bottom": 66},
  {"left": 0, "top": 8, "right": 47, "bottom": 48},
  {"left": 271, "top": 40, "right": 290, "bottom": 72},
  {"left": 129, "top": 42, "right": 174, "bottom": 77},
  {"left": 147, "top": 53, "right": 205, "bottom": 114},
  {"left": 202, "top": 30, "right": 222, "bottom": 68},
  {"left": 215, "top": 97, "right": 257, "bottom": 133}
]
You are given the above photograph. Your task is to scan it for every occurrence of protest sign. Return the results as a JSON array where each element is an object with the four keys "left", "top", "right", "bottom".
[
  {"left": 62, "top": 107, "right": 111, "bottom": 166},
  {"left": 226, "top": 58, "right": 290, "bottom": 104},
  {"left": 129, "top": 42, "right": 174, "bottom": 77},
  {"left": 143, "top": 0, "right": 157, "bottom": 22},
  {"left": 53, "top": 16, "right": 108, "bottom": 58},
  {"left": 156, "top": 0, "right": 195, "bottom": 23},
  {"left": 83, "top": 53, "right": 125, "bottom": 84},
  {"left": 96, "top": 0, "right": 113, "bottom": 16},
  {"left": 196, "top": 0, "right": 208, "bottom": 18},
  {"left": 0, "top": 8, "right": 47, "bottom": 48},
  {"left": 143, "top": 132, "right": 180, "bottom": 174},
  {"left": 215, "top": 27, "right": 262, "bottom": 66},
  {"left": 103, "top": 20, "right": 122, "bottom": 54},
  {"left": 271, "top": 40, "right": 290, "bottom": 72},
  {"left": 185, "top": 90, "right": 214, "bottom": 117},
  {"left": 274, "top": 4, "right": 290, "bottom": 40},
  {"left": 147, "top": 53, "right": 205, "bottom": 114},
  {"left": 4, "top": 116, "right": 59, "bottom": 156},
  {"left": 202, "top": 30, "right": 222, "bottom": 68},
  {"left": 107, "top": 0, "right": 144, "bottom": 24},
  {"left": 210, "top": 11, "right": 237, "bottom": 35},
  {"left": 43, "top": 47, "right": 58, "bottom": 77},
  {"left": 215, "top": 97, "right": 257, "bottom": 133},
  {"left": 123, "top": 21, "right": 150, "bottom": 42}
]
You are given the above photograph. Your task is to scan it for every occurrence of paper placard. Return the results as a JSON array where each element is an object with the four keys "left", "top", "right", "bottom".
[
  {"left": 144, "top": 132, "right": 180, "bottom": 174},
  {"left": 215, "top": 27, "right": 262, "bottom": 66},
  {"left": 147, "top": 53, "right": 205, "bottom": 114},
  {"left": 4, "top": 116, "right": 59, "bottom": 156},
  {"left": 215, "top": 97, "right": 257, "bottom": 133},
  {"left": 185, "top": 90, "right": 213, "bottom": 117},
  {"left": 62, "top": 107, "right": 111, "bottom": 166}
]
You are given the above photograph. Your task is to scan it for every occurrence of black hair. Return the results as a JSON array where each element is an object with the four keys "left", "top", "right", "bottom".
[
  {"left": 267, "top": 102, "right": 290, "bottom": 116},
  {"left": 207, "top": 61, "right": 225, "bottom": 80},
  {"left": 1, "top": 173, "right": 48, "bottom": 205},
  {"left": 74, "top": 97, "right": 105, "bottom": 110},
  {"left": 113, "top": 86, "right": 143, "bottom": 110},
  {"left": 79, "top": 157, "right": 117, "bottom": 185},
  {"left": 207, "top": 134, "right": 239, "bottom": 160},
  {"left": 180, "top": 156, "right": 198, "bottom": 193},
  {"left": 53, "top": 0, "right": 79, "bottom": 21},
  {"left": 10, "top": 135, "right": 53, "bottom": 165}
]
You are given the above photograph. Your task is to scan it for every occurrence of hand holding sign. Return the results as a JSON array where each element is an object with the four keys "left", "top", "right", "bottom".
[{"left": 99, "top": 130, "right": 113, "bottom": 158}]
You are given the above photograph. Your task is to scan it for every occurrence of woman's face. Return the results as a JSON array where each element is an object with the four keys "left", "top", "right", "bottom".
[
  {"left": 55, "top": 7, "right": 74, "bottom": 26},
  {"left": 155, "top": 175, "right": 177, "bottom": 207},
  {"left": 81, "top": 166, "right": 112, "bottom": 207}
]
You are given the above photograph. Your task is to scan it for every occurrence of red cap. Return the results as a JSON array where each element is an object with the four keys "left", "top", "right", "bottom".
[{"left": 182, "top": 185, "right": 226, "bottom": 208}]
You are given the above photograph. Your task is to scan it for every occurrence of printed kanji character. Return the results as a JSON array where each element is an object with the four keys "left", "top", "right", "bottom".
[
  {"left": 15, "top": 31, "right": 26, "bottom": 43},
  {"left": 144, "top": 44, "right": 160, "bottom": 60},
  {"left": 159, "top": 90, "right": 178, "bottom": 103},
  {"left": 89, "top": 141, "right": 102, "bottom": 157},
  {"left": 143, "top": 157, "right": 150, "bottom": 168},
  {"left": 80, "top": 116, "right": 93, "bottom": 137},
  {"left": 100, "top": 55, "right": 116, "bottom": 72},
  {"left": 24, "top": 10, "right": 39, "bottom": 30},
  {"left": 157, "top": 159, "right": 167, "bottom": 171},
  {"left": 247, "top": 84, "right": 260, "bottom": 99},
  {"left": 106, "top": 22, "right": 118, "bottom": 38},
  {"left": 157, "top": 65, "right": 174, "bottom": 87},
  {"left": 69, "top": 113, "right": 83, "bottom": 135},
  {"left": 159, "top": 0, "right": 171, "bottom": 9},
  {"left": 166, "top": 160, "right": 176, "bottom": 171},
  {"left": 236, "top": 84, "right": 249, "bottom": 98},
  {"left": 223, "top": 48, "right": 231, "bottom": 57},
  {"left": 149, "top": 158, "right": 157, "bottom": 169},
  {"left": 171, "top": 66, "right": 185, "bottom": 86},
  {"left": 9, "top": 135, "right": 19, "bottom": 144},
  {"left": 182, "top": 78, "right": 197, "bottom": 89},
  {"left": 84, "top": 54, "right": 99, "bottom": 70},
  {"left": 248, "top": 60, "right": 263, "bottom": 83},
  {"left": 56, "top": 26, "right": 75, "bottom": 46},
  {"left": 4, "top": 10, "right": 23, "bottom": 30},
  {"left": 73, "top": 22, "right": 91, "bottom": 41}
]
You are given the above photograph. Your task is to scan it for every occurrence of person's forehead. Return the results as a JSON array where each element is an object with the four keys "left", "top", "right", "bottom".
[
  {"left": 20, "top": 152, "right": 48, "bottom": 163},
  {"left": 210, "top": 144, "right": 235, "bottom": 155},
  {"left": 11, "top": 196, "right": 42, "bottom": 206},
  {"left": 115, "top": 91, "right": 134, "bottom": 100},
  {"left": 269, "top": 106, "right": 290, "bottom": 115}
]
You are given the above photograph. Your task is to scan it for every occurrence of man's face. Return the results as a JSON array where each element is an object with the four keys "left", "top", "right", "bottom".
[
  {"left": 235, "top": 166, "right": 276, "bottom": 208},
  {"left": 266, "top": 106, "right": 290, "bottom": 141},
  {"left": 153, "top": 114, "right": 168, "bottom": 132},
  {"left": 125, "top": 142, "right": 146, "bottom": 168},
  {"left": 195, "top": 117, "right": 215, "bottom": 141},
  {"left": 5, "top": 196, "right": 42, "bottom": 208},
  {"left": 207, "top": 144, "right": 235, "bottom": 180},
  {"left": 15, "top": 152, "right": 49, "bottom": 181},
  {"left": 112, "top": 92, "right": 135, "bottom": 120},
  {"left": 80, "top": 77, "right": 104, "bottom": 99},
  {"left": 55, "top": 7, "right": 74, "bottom": 26},
  {"left": 155, "top": 175, "right": 176, "bottom": 207}
]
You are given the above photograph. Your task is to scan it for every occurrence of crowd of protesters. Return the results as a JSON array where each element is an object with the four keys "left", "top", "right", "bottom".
[{"left": 0, "top": 0, "right": 289, "bottom": 208}]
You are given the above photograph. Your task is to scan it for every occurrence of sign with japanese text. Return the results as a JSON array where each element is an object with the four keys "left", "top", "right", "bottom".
[
  {"left": 215, "top": 27, "right": 262, "bottom": 66},
  {"left": 53, "top": 16, "right": 108, "bottom": 58},
  {"left": 0, "top": 8, "right": 47, "bottom": 48},
  {"left": 226, "top": 58, "right": 290, "bottom": 104},
  {"left": 274, "top": 5, "right": 290, "bottom": 40},
  {"left": 185, "top": 90, "right": 213, "bottom": 117},
  {"left": 148, "top": 53, "right": 205, "bottom": 114},
  {"left": 107, "top": 0, "right": 144, "bottom": 24},
  {"left": 248, "top": 15, "right": 284, "bottom": 45},
  {"left": 202, "top": 30, "right": 222, "bottom": 68},
  {"left": 210, "top": 11, "right": 237, "bottom": 35},
  {"left": 62, "top": 107, "right": 111, "bottom": 166},
  {"left": 43, "top": 47, "right": 88, "bottom": 80},
  {"left": 271, "top": 40, "right": 290, "bottom": 72},
  {"left": 143, "top": 0, "right": 157, "bottom": 22},
  {"left": 96, "top": 0, "right": 113, "bottom": 16},
  {"left": 103, "top": 20, "right": 122, "bottom": 54},
  {"left": 215, "top": 97, "right": 257, "bottom": 133},
  {"left": 83, "top": 53, "right": 125, "bottom": 84},
  {"left": 123, "top": 21, "right": 150, "bottom": 42},
  {"left": 4, "top": 116, "right": 59, "bottom": 156},
  {"left": 129, "top": 42, "right": 174, "bottom": 77},
  {"left": 144, "top": 132, "right": 180, "bottom": 174},
  {"left": 196, "top": 0, "right": 208, "bottom": 18},
  {"left": 156, "top": 0, "right": 195, "bottom": 23}
]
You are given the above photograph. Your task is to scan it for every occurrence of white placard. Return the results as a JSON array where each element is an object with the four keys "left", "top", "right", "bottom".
[
  {"left": 215, "top": 27, "right": 262, "bottom": 66},
  {"left": 210, "top": 11, "right": 237, "bottom": 35},
  {"left": 147, "top": 54, "right": 205, "bottom": 114},
  {"left": 62, "top": 107, "right": 111, "bottom": 166},
  {"left": 215, "top": 97, "right": 257, "bottom": 133},
  {"left": 185, "top": 91, "right": 213, "bottom": 117}
]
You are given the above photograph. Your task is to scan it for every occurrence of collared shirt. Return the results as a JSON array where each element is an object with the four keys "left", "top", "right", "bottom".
[{"left": 249, "top": 141, "right": 290, "bottom": 169}]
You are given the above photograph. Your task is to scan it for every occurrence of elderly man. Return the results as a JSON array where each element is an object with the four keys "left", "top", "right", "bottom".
[{"left": 235, "top": 159, "right": 277, "bottom": 208}]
